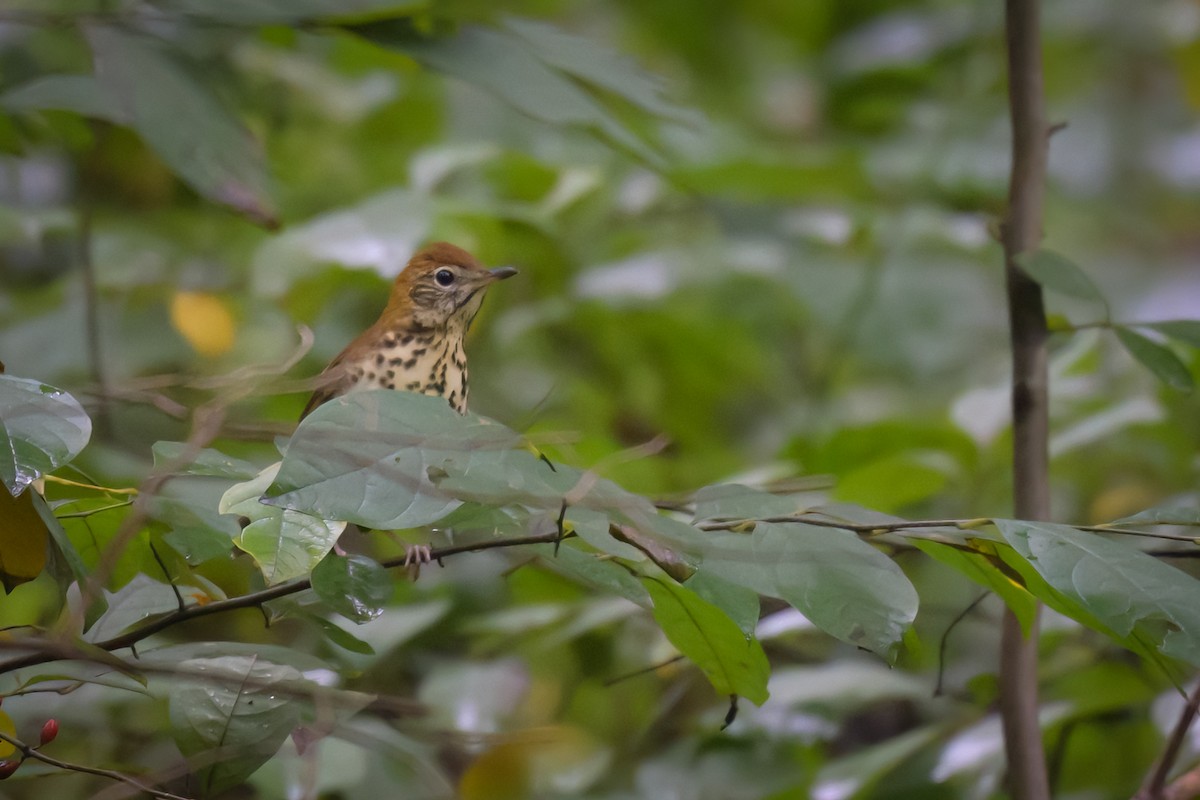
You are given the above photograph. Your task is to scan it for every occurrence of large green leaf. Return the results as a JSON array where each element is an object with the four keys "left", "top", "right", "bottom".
[
  {"left": 222, "top": 463, "right": 346, "bottom": 584},
  {"left": 167, "top": 655, "right": 303, "bottom": 796},
  {"left": 87, "top": 27, "right": 277, "bottom": 225},
  {"left": 695, "top": 522, "right": 917, "bottom": 659},
  {"left": 265, "top": 391, "right": 518, "bottom": 528},
  {"left": 267, "top": 390, "right": 653, "bottom": 528},
  {"left": 643, "top": 576, "right": 769, "bottom": 705},
  {"left": 995, "top": 519, "right": 1200, "bottom": 665},
  {"left": 0, "top": 375, "right": 92, "bottom": 497}
]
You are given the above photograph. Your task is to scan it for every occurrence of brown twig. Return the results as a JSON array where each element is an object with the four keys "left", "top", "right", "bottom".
[
  {"left": 1136, "top": 679, "right": 1200, "bottom": 800},
  {"left": 0, "top": 729, "right": 192, "bottom": 800},
  {"left": 0, "top": 530, "right": 566, "bottom": 675}
]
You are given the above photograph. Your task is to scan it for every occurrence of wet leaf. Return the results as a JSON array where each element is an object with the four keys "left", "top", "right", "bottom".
[
  {"left": 311, "top": 552, "right": 393, "bottom": 623},
  {"left": 167, "top": 655, "right": 303, "bottom": 796},
  {"left": 0, "top": 375, "right": 92, "bottom": 497}
]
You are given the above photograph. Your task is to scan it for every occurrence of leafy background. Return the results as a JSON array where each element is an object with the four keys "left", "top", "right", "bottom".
[{"left": 0, "top": 0, "right": 1199, "bottom": 798}]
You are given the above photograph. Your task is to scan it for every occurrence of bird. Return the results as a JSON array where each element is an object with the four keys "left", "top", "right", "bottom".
[{"left": 302, "top": 241, "right": 517, "bottom": 419}]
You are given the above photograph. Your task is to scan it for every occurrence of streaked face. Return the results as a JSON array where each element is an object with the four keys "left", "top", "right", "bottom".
[{"left": 408, "top": 262, "right": 516, "bottom": 329}]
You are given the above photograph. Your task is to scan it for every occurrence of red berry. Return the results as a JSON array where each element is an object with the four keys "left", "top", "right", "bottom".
[
  {"left": 0, "top": 760, "right": 20, "bottom": 779},
  {"left": 39, "top": 719, "right": 58, "bottom": 746}
]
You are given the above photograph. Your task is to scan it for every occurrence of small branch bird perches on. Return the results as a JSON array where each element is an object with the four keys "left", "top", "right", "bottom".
[{"left": 302, "top": 241, "right": 517, "bottom": 418}]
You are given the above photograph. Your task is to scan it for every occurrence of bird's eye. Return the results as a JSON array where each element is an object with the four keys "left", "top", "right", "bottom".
[{"left": 434, "top": 268, "right": 455, "bottom": 287}]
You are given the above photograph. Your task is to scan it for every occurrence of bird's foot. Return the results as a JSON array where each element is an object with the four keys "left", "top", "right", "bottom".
[{"left": 403, "top": 544, "right": 434, "bottom": 580}]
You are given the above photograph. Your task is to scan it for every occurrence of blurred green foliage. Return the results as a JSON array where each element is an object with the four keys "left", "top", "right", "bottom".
[{"left": 0, "top": 0, "right": 1199, "bottom": 798}]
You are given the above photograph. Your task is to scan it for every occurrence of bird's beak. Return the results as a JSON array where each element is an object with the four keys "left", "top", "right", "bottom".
[{"left": 488, "top": 266, "right": 518, "bottom": 282}]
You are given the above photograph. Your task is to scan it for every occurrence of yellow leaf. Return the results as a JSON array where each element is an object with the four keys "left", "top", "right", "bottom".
[
  {"left": 0, "top": 709, "right": 16, "bottom": 758},
  {"left": 460, "top": 742, "right": 529, "bottom": 800},
  {"left": 170, "top": 291, "right": 236, "bottom": 357},
  {"left": 0, "top": 489, "right": 49, "bottom": 592}
]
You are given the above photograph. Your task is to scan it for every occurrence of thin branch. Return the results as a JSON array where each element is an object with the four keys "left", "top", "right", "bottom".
[
  {"left": 0, "top": 530, "right": 566, "bottom": 676},
  {"left": 1000, "top": 0, "right": 1052, "bottom": 797},
  {"left": 935, "top": 593, "right": 990, "bottom": 697},
  {"left": 696, "top": 513, "right": 1199, "bottom": 543},
  {"left": 77, "top": 202, "right": 113, "bottom": 439},
  {"left": 1136, "top": 678, "right": 1200, "bottom": 800},
  {"left": 0, "top": 730, "right": 192, "bottom": 800},
  {"left": 604, "top": 655, "right": 686, "bottom": 687}
]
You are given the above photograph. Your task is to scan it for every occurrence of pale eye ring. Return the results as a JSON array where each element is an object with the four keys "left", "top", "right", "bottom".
[{"left": 434, "top": 268, "right": 455, "bottom": 287}]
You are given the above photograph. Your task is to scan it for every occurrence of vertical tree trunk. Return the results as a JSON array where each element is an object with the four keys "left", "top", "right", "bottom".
[{"left": 1000, "top": 1, "right": 1052, "bottom": 798}]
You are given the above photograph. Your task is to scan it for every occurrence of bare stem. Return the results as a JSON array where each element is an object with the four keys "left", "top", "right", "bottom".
[
  {"left": 1000, "top": 0, "right": 1052, "bottom": 797},
  {"left": 1136, "top": 678, "right": 1200, "bottom": 800},
  {"left": 0, "top": 729, "right": 192, "bottom": 800}
]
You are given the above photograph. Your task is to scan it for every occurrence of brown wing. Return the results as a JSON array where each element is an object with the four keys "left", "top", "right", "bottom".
[{"left": 300, "top": 354, "right": 356, "bottom": 420}]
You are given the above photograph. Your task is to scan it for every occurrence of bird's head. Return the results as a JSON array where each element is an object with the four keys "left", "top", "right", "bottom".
[{"left": 386, "top": 242, "right": 517, "bottom": 330}]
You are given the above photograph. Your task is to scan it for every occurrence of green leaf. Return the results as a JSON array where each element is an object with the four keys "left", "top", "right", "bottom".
[
  {"left": 85, "top": 574, "right": 197, "bottom": 641},
  {"left": 1148, "top": 320, "right": 1200, "bottom": 349},
  {"left": 502, "top": 17, "right": 701, "bottom": 126},
  {"left": 833, "top": 455, "right": 946, "bottom": 513},
  {"left": 696, "top": 522, "right": 917, "bottom": 659},
  {"left": 157, "top": 0, "right": 424, "bottom": 24},
  {"left": 643, "top": 576, "right": 770, "bottom": 705},
  {"left": 567, "top": 507, "right": 646, "bottom": 562},
  {"left": 692, "top": 483, "right": 805, "bottom": 523},
  {"left": 167, "top": 655, "right": 303, "bottom": 796},
  {"left": 87, "top": 27, "right": 277, "bottom": 226},
  {"left": 361, "top": 22, "right": 662, "bottom": 165},
  {"left": 1014, "top": 249, "right": 1105, "bottom": 302},
  {"left": 222, "top": 463, "right": 346, "bottom": 584},
  {"left": 268, "top": 390, "right": 652, "bottom": 528},
  {"left": 1111, "top": 505, "right": 1200, "bottom": 526},
  {"left": 1, "top": 74, "right": 126, "bottom": 122},
  {"left": 684, "top": 570, "right": 760, "bottom": 636},
  {"left": 311, "top": 552, "right": 393, "bottom": 623},
  {"left": 995, "top": 520, "right": 1200, "bottom": 665},
  {"left": 152, "top": 441, "right": 261, "bottom": 480},
  {"left": 1115, "top": 327, "right": 1194, "bottom": 392},
  {"left": 912, "top": 539, "right": 1038, "bottom": 634},
  {"left": 266, "top": 391, "right": 516, "bottom": 528},
  {"left": 812, "top": 725, "right": 946, "bottom": 800},
  {"left": 298, "top": 611, "right": 376, "bottom": 654},
  {"left": 0, "top": 375, "right": 92, "bottom": 496},
  {"left": 162, "top": 526, "right": 236, "bottom": 565},
  {"left": 537, "top": 544, "right": 651, "bottom": 608}
]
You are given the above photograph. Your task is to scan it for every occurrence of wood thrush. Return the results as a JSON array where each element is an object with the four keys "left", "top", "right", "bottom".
[{"left": 302, "top": 242, "right": 516, "bottom": 419}]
